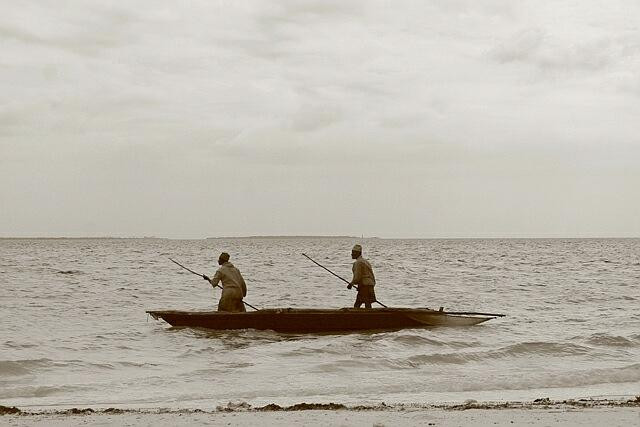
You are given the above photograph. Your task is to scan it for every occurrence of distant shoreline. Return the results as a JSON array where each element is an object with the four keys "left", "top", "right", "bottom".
[
  {"left": 0, "top": 236, "right": 361, "bottom": 240},
  {"left": 0, "top": 236, "right": 171, "bottom": 240},
  {"left": 206, "top": 236, "right": 361, "bottom": 240},
  {"left": 0, "top": 236, "right": 638, "bottom": 240}
]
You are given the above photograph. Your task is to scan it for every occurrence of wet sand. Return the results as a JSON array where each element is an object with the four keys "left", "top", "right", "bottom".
[{"left": 2, "top": 399, "right": 639, "bottom": 426}]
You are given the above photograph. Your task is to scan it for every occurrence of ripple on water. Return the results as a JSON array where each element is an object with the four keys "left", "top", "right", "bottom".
[
  {"left": 402, "top": 341, "right": 595, "bottom": 367},
  {"left": 0, "top": 384, "right": 93, "bottom": 399},
  {"left": 497, "top": 341, "right": 592, "bottom": 356},
  {"left": 0, "top": 359, "right": 52, "bottom": 376},
  {"left": 584, "top": 333, "right": 638, "bottom": 348},
  {"left": 386, "top": 334, "right": 480, "bottom": 349},
  {"left": 387, "top": 334, "right": 446, "bottom": 347}
]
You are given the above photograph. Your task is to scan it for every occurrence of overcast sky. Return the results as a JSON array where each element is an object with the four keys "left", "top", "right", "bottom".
[{"left": 1, "top": 1, "right": 639, "bottom": 238}]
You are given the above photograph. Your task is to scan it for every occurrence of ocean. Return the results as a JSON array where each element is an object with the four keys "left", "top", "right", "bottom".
[{"left": 1, "top": 237, "right": 639, "bottom": 410}]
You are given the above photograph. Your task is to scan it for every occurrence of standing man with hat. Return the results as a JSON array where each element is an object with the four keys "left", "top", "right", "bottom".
[
  {"left": 203, "top": 252, "right": 247, "bottom": 312},
  {"left": 347, "top": 244, "right": 377, "bottom": 308}
]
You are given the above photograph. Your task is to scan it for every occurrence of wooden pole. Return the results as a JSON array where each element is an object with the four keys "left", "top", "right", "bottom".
[
  {"left": 302, "top": 253, "right": 388, "bottom": 308},
  {"left": 169, "top": 258, "right": 258, "bottom": 311}
]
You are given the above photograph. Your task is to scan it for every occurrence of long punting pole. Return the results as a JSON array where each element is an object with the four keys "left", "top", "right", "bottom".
[
  {"left": 169, "top": 258, "right": 258, "bottom": 311},
  {"left": 302, "top": 253, "right": 388, "bottom": 308}
]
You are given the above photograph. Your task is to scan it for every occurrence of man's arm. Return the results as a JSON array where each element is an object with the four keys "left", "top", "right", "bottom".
[
  {"left": 348, "top": 261, "right": 363, "bottom": 289},
  {"left": 239, "top": 272, "right": 247, "bottom": 297},
  {"left": 209, "top": 269, "right": 223, "bottom": 288},
  {"left": 369, "top": 262, "right": 376, "bottom": 284}
]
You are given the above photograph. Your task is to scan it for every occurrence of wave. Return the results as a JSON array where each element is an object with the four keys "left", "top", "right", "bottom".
[
  {"left": 499, "top": 342, "right": 591, "bottom": 356},
  {"left": 367, "top": 333, "right": 480, "bottom": 349},
  {"left": 407, "top": 353, "right": 474, "bottom": 365},
  {"left": 584, "top": 333, "right": 639, "bottom": 348},
  {"left": 452, "top": 363, "right": 640, "bottom": 392},
  {"left": 0, "top": 384, "right": 88, "bottom": 399},
  {"left": 116, "top": 361, "right": 160, "bottom": 368},
  {"left": 279, "top": 346, "right": 348, "bottom": 357},
  {"left": 0, "top": 359, "right": 51, "bottom": 377},
  {"left": 56, "top": 270, "right": 83, "bottom": 274},
  {"left": 314, "top": 357, "right": 418, "bottom": 372},
  {"left": 3, "top": 341, "right": 38, "bottom": 349},
  {"left": 405, "top": 342, "right": 593, "bottom": 366},
  {"left": 0, "top": 358, "right": 153, "bottom": 378},
  {"left": 389, "top": 335, "right": 447, "bottom": 347},
  {"left": 289, "top": 340, "right": 604, "bottom": 370}
]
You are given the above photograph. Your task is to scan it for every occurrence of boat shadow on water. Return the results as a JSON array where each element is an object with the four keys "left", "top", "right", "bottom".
[{"left": 167, "top": 324, "right": 444, "bottom": 338}]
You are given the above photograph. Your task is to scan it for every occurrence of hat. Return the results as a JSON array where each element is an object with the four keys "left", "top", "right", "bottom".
[
  {"left": 219, "top": 252, "right": 230, "bottom": 262},
  {"left": 352, "top": 244, "right": 362, "bottom": 252}
]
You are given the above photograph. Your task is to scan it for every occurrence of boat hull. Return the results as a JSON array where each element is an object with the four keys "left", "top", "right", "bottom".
[{"left": 146, "top": 308, "right": 497, "bottom": 333}]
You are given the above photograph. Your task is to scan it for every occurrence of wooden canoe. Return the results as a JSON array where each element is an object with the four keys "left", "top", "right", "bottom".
[{"left": 146, "top": 308, "right": 503, "bottom": 333}]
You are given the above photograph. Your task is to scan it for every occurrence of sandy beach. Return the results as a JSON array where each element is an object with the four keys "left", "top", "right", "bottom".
[{"left": 2, "top": 399, "right": 639, "bottom": 426}]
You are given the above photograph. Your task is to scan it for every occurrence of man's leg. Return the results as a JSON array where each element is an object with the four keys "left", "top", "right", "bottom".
[
  {"left": 362, "top": 285, "right": 374, "bottom": 309},
  {"left": 354, "top": 292, "right": 363, "bottom": 308},
  {"left": 218, "top": 295, "right": 229, "bottom": 312},
  {"left": 219, "top": 290, "right": 246, "bottom": 312}
]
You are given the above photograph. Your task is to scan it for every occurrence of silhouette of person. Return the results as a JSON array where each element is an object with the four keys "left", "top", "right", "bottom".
[
  {"left": 204, "top": 252, "right": 247, "bottom": 312},
  {"left": 347, "top": 244, "right": 376, "bottom": 308}
]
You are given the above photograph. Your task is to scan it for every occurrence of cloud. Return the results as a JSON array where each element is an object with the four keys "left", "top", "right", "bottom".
[
  {"left": 0, "top": 3, "right": 135, "bottom": 56},
  {"left": 488, "top": 29, "right": 634, "bottom": 74},
  {"left": 1, "top": 1, "right": 639, "bottom": 237},
  {"left": 490, "top": 28, "right": 546, "bottom": 63},
  {"left": 290, "top": 104, "right": 343, "bottom": 132}
]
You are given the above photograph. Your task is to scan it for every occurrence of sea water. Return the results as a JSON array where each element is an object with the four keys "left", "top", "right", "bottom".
[{"left": 1, "top": 238, "right": 639, "bottom": 410}]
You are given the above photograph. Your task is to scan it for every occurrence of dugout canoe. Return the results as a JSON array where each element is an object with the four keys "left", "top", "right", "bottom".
[{"left": 146, "top": 308, "right": 504, "bottom": 333}]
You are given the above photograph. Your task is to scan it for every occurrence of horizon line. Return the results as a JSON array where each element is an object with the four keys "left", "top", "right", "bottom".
[{"left": 0, "top": 235, "right": 638, "bottom": 240}]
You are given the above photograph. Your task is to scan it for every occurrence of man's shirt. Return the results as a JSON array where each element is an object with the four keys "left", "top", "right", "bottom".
[
  {"left": 351, "top": 256, "right": 376, "bottom": 287},
  {"left": 210, "top": 262, "right": 247, "bottom": 296}
]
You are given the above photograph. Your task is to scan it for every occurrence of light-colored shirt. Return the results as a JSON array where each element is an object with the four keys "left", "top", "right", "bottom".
[
  {"left": 210, "top": 262, "right": 247, "bottom": 296},
  {"left": 351, "top": 256, "right": 376, "bottom": 287}
]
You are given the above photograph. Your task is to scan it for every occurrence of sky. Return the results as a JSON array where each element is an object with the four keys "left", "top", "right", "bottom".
[{"left": 1, "top": 0, "right": 639, "bottom": 238}]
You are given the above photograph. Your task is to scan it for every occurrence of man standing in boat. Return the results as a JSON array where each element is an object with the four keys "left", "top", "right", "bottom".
[
  {"left": 347, "top": 244, "right": 377, "bottom": 308},
  {"left": 203, "top": 252, "right": 247, "bottom": 312}
]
